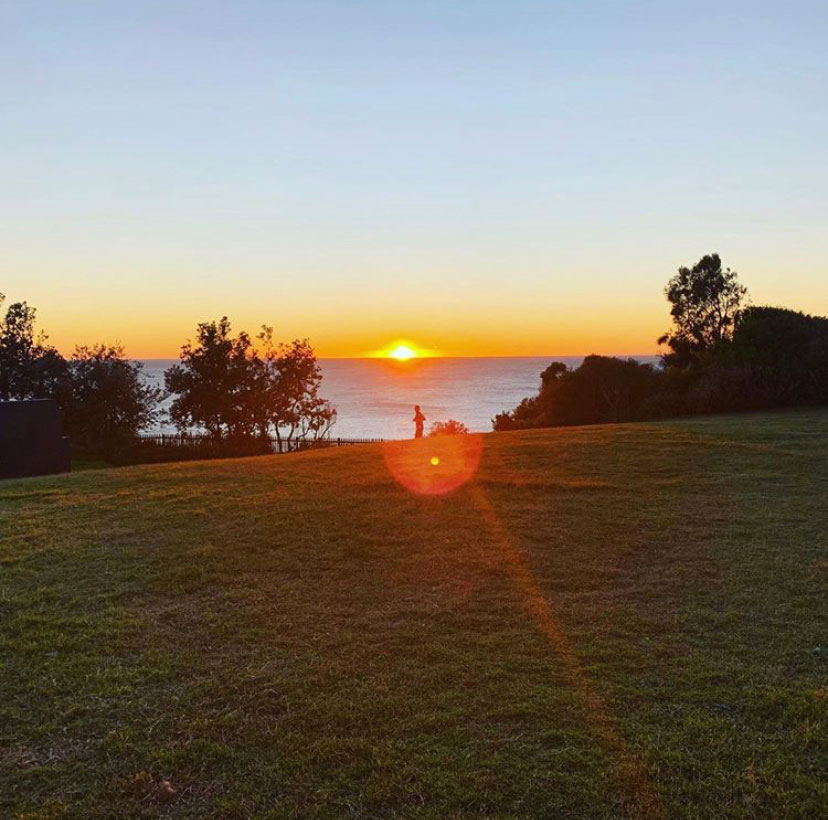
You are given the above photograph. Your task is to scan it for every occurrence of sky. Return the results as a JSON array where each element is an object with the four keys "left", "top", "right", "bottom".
[{"left": 2, "top": 0, "right": 827, "bottom": 358}]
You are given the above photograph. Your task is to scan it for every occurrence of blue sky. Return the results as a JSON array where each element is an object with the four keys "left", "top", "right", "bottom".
[{"left": 2, "top": 1, "right": 827, "bottom": 355}]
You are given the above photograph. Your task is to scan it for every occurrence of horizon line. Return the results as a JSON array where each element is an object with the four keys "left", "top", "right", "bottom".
[{"left": 133, "top": 352, "right": 661, "bottom": 361}]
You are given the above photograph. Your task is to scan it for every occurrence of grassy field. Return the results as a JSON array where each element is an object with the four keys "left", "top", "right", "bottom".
[{"left": 1, "top": 409, "right": 826, "bottom": 818}]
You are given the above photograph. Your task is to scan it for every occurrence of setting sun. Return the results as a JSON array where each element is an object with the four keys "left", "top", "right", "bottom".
[
  {"left": 368, "top": 340, "right": 437, "bottom": 360},
  {"left": 388, "top": 345, "right": 417, "bottom": 361}
]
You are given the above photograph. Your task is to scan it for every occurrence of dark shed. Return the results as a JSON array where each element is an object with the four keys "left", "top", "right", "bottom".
[{"left": 0, "top": 400, "right": 70, "bottom": 479}]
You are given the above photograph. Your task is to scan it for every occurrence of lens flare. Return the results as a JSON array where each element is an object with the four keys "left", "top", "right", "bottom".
[{"left": 383, "top": 435, "right": 483, "bottom": 495}]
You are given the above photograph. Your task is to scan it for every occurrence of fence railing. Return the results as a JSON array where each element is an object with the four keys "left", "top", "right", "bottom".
[{"left": 135, "top": 433, "right": 383, "bottom": 454}]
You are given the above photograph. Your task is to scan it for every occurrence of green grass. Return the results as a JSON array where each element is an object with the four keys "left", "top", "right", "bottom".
[
  {"left": 1, "top": 409, "right": 826, "bottom": 818},
  {"left": 68, "top": 455, "right": 110, "bottom": 472}
]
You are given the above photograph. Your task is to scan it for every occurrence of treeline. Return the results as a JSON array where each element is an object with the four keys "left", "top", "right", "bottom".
[
  {"left": 0, "top": 295, "right": 334, "bottom": 461},
  {"left": 494, "top": 254, "right": 828, "bottom": 431},
  {"left": 0, "top": 296, "right": 160, "bottom": 453}
]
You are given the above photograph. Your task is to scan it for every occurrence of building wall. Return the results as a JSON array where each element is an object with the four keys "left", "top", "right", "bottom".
[{"left": 0, "top": 400, "right": 71, "bottom": 479}]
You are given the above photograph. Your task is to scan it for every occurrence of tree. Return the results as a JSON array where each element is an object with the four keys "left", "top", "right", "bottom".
[
  {"left": 659, "top": 253, "right": 747, "bottom": 368},
  {"left": 706, "top": 307, "right": 828, "bottom": 409},
  {"left": 0, "top": 295, "right": 67, "bottom": 400},
  {"left": 493, "top": 357, "right": 662, "bottom": 431},
  {"left": 255, "top": 329, "right": 336, "bottom": 444},
  {"left": 164, "top": 319, "right": 336, "bottom": 443},
  {"left": 429, "top": 419, "right": 470, "bottom": 436},
  {"left": 165, "top": 317, "right": 257, "bottom": 437},
  {"left": 63, "top": 345, "right": 162, "bottom": 449},
  {"left": 540, "top": 361, "right": 568, "bottom": 386}
]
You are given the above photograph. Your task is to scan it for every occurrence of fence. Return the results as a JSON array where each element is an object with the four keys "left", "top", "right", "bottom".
[{"left": 136, "top": 433, "right": 383, "bottom": 455}]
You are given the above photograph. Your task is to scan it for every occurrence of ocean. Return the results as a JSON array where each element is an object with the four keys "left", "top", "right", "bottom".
[{"left": 140, "top": 356, "right": 658, "bottom": 440}]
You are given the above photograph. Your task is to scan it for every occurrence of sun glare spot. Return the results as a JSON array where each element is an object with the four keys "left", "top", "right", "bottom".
[
  {"left": 368, "top": 340, "right": 437, "bottom": 359},
  {"left": 389, "top": 344, "right": 416, "bottom": 361},
  {"left": 383, "top": 435, "right": 483, "bottom": 495}
]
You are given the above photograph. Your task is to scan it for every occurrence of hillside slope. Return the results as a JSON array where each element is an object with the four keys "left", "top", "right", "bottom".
[{"left": 1, "top": 410, "right": 827, "bottom": 818}]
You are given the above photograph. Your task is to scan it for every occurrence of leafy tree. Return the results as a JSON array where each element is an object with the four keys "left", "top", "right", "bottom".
[
  {"left": 255, "top": 329, "right": 336, "bottom": 445},
  {"left": 0, "top": 295, "right": 67, "bottom": 400},
  {"left": 540, "top": 361, "right": 568, "bottom": 386},
  {"left": 702, "top": 307, "right": 828, "bottom": 409},
  {"left": 494, "top": 357, "right": 662, "bottom": 431},
  {"left": 495, "top": 255, "right": 828, "bottom": 433},
  {"left": 492, "top": 401, "right": 535, "bottom": 432},
  {"left": 165, "top": 317, "right": 257, "bottom": 437},
  {"left": 63, "top": 345, "right": 162, "bottom": 449},
  {"left": 659, "top": 253, "right": 747, "bottom": 368},
  {"left": 429, "top": 419, "right": 470, "bottom": 436},
  {"left": 165, "top": 319, "right": 336, "bottom": 443}
]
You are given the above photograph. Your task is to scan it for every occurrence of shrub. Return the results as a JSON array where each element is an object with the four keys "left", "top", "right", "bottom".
[{"left": 429, "top": 419, "right": 470, "bottom": 436}]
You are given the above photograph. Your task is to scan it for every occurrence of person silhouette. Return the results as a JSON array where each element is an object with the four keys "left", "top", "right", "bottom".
[{"left": 413, "top": 405, "right": 426, "bottom": 439}]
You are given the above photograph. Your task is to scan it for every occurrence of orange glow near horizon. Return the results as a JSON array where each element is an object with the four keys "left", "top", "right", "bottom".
[
  {"left": 11, "top": 291, "right": 772, "bottom": 360},
  {"left": 4, "top": 287, "right": 713, "bottom": 360},
  {"left": 35, "top": 318, "right": 670, "bottom": 361}
]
